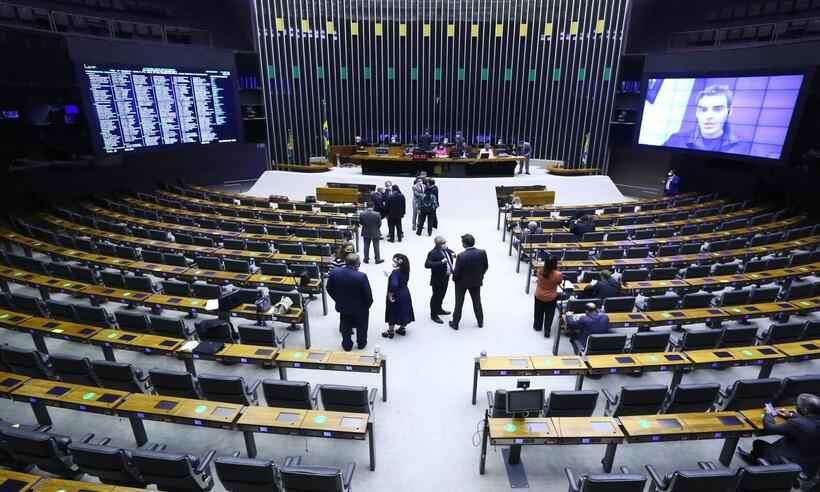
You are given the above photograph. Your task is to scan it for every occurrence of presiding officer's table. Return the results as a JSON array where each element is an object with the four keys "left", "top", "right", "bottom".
[{"left": 351, "top": 151, "right": 524, "bottom": 178}]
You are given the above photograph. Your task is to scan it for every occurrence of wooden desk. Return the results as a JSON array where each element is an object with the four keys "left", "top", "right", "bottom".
[
  {"left": 274, "top": 348, "right": 387, "bottom": 400},
  {"left": 488, "top": 418, "right": 559, "bottom": 445},
  {"left": 773, "top": 339, "right": 820, "bottom": 362},
  {"left": 605, "top": 312, "right": 653, "bottom": 328},
  {"left": 622, "top": 279, "right": 689, "bottom": 293},
  {"left": 90, "top": 329, "right": 181, "bottom": 361},
  {"left": 739, "top": 406, "right": 796, "bottom": 430},
  {"left": 580, "top": 352, "right": 693, "bottom": 392},
  {"left": 0, "top": 309, "right": 32, "bottom": 326},
  {"left": 17, "top": 318, "right": 99, "bottom": 354},
  {"left": 683, "top": 345, "right": 785, "bottom": 378},
  {"left": 646, "top": 308, "right": 729, "bottom": 326},
  {"left": 790, "top": 296, "right": 820, "bottom": 313},
  {"left": 9, "top": 378, "right": 127, "bottom": 425},
  {"left": 473, "top": 355, "right": 587, "bottom": 404},
  {"left": 0, "top": 469, "right": 41, "bottom": 491},
  {"left": 0, "top": 371, "right": 29, "bottom": 396},
  {"left": 35, "top": 479, "right": 115, "bottom": 492}
]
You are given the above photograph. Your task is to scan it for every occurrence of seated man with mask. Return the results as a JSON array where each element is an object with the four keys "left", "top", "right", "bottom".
[{"left": 565, "top": 302, "right": 611, "bottom": 353}]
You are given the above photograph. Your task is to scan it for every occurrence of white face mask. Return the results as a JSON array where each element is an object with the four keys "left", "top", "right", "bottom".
[{"left": 393, "top": 260, "right": 400, "bottom": 269}]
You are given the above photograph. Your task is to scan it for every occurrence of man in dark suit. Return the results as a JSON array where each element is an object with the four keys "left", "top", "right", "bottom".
[
  {"left": 385, "top": 184, "right": 406, "bottom": 242},
  {"left": 358, "top": 205, "right": 383, "bottom": 264},
  {"left": 582, "top": 270, "right": 622, "bottom": 299},
  {"left": 517, "top": 139, "right": 531, "bottom": 174},
  {"left": 425, "top": 235, "right": 455, "bottom": 324},
  {"left": 326, "top": 253, "right": 373, "bottom": 351},
  {"left": 450, "top": 234, "right": 489, "bottom": 330},
  {"left": 569, "top": 214, "right": 595, "bottom": 240},
  {"left": 566, "top": 302, "right": 611, "bottom": 352},
  {"left": 739, "top": 393, "right": 820, "bottom": 478},
  {"left": 370, "top": 187, "right": 386, "bottom": 219}
]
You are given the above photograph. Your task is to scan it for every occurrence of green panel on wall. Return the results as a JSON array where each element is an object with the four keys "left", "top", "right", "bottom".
[
  {"left": 363, "top": 66, "right": 372, "bottom": 80},
  {"left": 603, "top": 66, "right": 612, "bottom": 81},
  {"left": 410, "top": 67, "right": 418, "bottom": 80},
  {"left": 480, "top": 67, "right": 489, "bottom": 81},
  {"left": 457, "top": 67, "right": 465, "bottom": 81},
  {"left": 434, "top": 67, "right": 442, "bottom": 80},
  {"left": 528, "top": 68, "right": 536, "bottom": 81},
  {"left": 553, "top": 67, "right": 561, "bottom": 81},
  {"left": 316, "top": 65, "right": 325, "bottom": 79},
  {"left": 504, "top": 68, "right": 513, "bottom": 81},
  {"left": 291, "top": 65, "right": 300, "bottom": 79},
  {"left": 266, "top": 65, "right": 275, "bottom": 79},
  {"left": 387, "top": 67, "right": 395, "bottom": 80},
  {"left": 340, "top": 66, "right": 348, "bottom": 80},
  {"left": 578, "top": 67, "right": 586, "bottom": 81}
]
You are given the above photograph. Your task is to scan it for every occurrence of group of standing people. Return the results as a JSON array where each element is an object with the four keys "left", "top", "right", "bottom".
[{"left": 413, "top": 177, "right": 440, "bottom": 236}]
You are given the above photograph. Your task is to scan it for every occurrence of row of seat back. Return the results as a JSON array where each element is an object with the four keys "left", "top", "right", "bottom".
[
  {"left": 1, "top": 293, "right": 115, "bottom": 328},
  {"left": 215, "top": 455, "right": 355, "bottom": 492},
  {"left": 672, "top": 321, "right": 820, "bottom": 351}
]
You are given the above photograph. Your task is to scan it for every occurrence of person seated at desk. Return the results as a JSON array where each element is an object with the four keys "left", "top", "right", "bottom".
[
  {"left": 478, "top": 144, "right": 495, "bottom": 159},
  {"left": 513, "top": 221, "right": 543, "bottom": 257},
  {"left": 738, "top": 393, "right": 820, "bottom": 479},
  {"left": 434, "top": 144, "right": 449, "bottom": 158},
  {"left": 569, "top": 214, "right": 595, "bottom": 240},
  {"left": 565, "top": 302, "right": 611, "bottom": 352},
  {"left": 580, "top": 269, "right": 622, "bottom": 299}
]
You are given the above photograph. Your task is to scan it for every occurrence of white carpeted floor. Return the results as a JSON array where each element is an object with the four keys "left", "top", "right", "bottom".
[{"left": 0, "top": 166, "right": 816, "bottom": 491}]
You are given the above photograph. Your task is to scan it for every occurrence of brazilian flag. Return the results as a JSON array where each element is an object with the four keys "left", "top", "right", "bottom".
[
  {"left": 286, "top": 129, "right": 295, "bottom": 164},
  {"left": 322, "top": 119, "right": 331, "bottom": 158}
]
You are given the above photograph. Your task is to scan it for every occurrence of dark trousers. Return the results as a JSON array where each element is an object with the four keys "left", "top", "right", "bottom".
[
  {"left": 362, "top": 237, "right": 380, "bottom": 261},
  {"left": 417, "top": 211, "right": 434, "bottom": 235},
  {"left": 533, "top": 298, "right": 557, "bottom": 336},
  {"left": 431, "top": 210, "right": 438, "bottom": 229},
  {"left": 387, "top": 217, "right": 403, "bottom": 240},
  {"left": 339, "top": 311, "right": 369, "bottom": 351},
  {"left": 452, "top": 284, "right": 482, "bottom": 327},
  {"left": 430, "top": 279, "right": 449, "bottom": 316},
  {"left": 518, "top": 157, "right": 530, "bottom": 173}
]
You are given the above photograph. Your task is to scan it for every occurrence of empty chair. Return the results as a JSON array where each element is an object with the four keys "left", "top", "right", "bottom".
[
  {"left": 645, "top": 464, "right": 737, "bottom": 492},
  {"left": 803, "top": 320, "right": 820, "bottom": 340},
  {"left": 50, "top": 354, "right": 98, "bottom": 386},
  {"left": 238, "top": 324, "right": 278, "bottom": 347},
  {"left": 10, "top": 293, "right": 48, "bottom": 317},
  {"left": 603, "top": 296, "right": 635, "bottom": 313},
  {"left": 632, "top": 229, "right": 655, "bottom": 240},
  {"left": 734, "top": 464, "right": 802, "bottom": 492},
  {"left": 565, "top": 468, "right": 646, "bottom": 492},
  {"left": 789, "top": 251, "right": 812, "bottom": 267},
  {"left": 543, "top": 390, "right": 599, "bottom": 417},
  {"left": 222, "top": 239, "right": 246, "bottom": 250},
  {"left": 767, "top": 256, "right": 791, "bottom": 270},
  {"left": 115, "top": 245, "right": 139, "bottom": 260},
  {"left": 605, "top": 231, "right": 629, "bottom": 241},
  {"left": 148, "top": 368, "right": 202, "bottom": 399},
  {"left": 124, "top": 275, "right": 158, "bottom": 293},
  {"left": 279, "top": 463, "right": 356, "bottom": 492},
  {"left": 277, "top": 243, "right": 304, "bottom": 255},
  {"left": 246, "top": 241, "right": 271, "bottom": 253},
  {"left": 163, "top": 253, "right": 189, "bottom": 267},
  {"left": 148, "top": 313, "right": 194, "bottom": 338},
  {"left": 192, "top": 283, "right": 224, "bottom": 299},
  {"left": 161, "top": 280, "right": 192, "bottom": 297},
  {"left": 198, "top": 374, "right": 260, "bottom": 405},
  {"left": 679, "top": 243, "right": 702, "bottom": 255},
  {"left": 262, "top": 380, "right": 313, "bottom": 409},
  {"left": 550, "top": 232, "right": 575, "bottom": 243},
  {"left": 243, "top": 224, "right": 267, "bottom": 234},
  {"left": 74, "top": 305, "right": 115, "bottom": 328},
  {"left": 0, "top": 346, "right": 55, "bottom": 379},
  {"left": 598, "top": 249, "right": 623, "bottom": 260},
  {"left": 645, "top": 295, "right": 681, "bottom": 311},
  {"left": 100, "top": 271, "right": 127, "bottom": 289},
  {"left": 650, "top": 268, "right": 678, "bottom": 281},
  {"left": 683, "top": 265, "right": 711, "bottom": 279},
  {"left": 196, "top": 256, "right": 223, "bottom": 270},
  {"left": 718, "top": 290, "right": 750, "bottom": 307},
  {"left": 115, "top": 310, "right": 151, "bottom": 333},
  {"left": 141, "top": 250, "right": 164, "bottom": 264},
  {"left": 45, "top": 299, "right": 76, "bottom": 322},
  {"left": 715, "top": 378, "right": 782, "bottom": 411},
  {"left": 661, "top": 383, "right": 721, "bottom": 414},
  {"left": 747, "top": 286, "right": 780, "bottom": 304},
  {"left": 318, "top": 385, "right": 376, "bottom": 414},
  {"left": 744, "top": 259, "right": 769, "bottom": 273},
  {"left": 48, "top": 263, "right": 74, "bottom": 280},
  {"left": 259, "top": 262, "right": 290, "bottom": 276},
  {"left": 758, "top": 322, "right": 804, "bottom": 345},
  {"left": 671, "top": 329, "right": 722, "bottom": 351},
  {"left": 712, "top": 262, "right": 740, "bottom": 276},
  {"left": 224, "top": 258, "right": 255, "bottom": 274},
  {"left": 629, "top": 332, "right": 671, "bottom": 353},
  {"left": 626, "top": 247, "right": 651, "bottom": 259},
  {"left": 682, "top": 292, "right": 714, "bottom": 309},
  {"left": 581, "top": 232, "right": 605, "bottom": 242},
  {"left": 221, "top": 222, "right": 243, "bottom": 233},
  {"left": 214, "top": 455, "right": 292, "bottom": 492},
  {"left": 782, "top": 280, "right": 813, "bottom": 301},
  {"left": 657, "top": 245, "right": 681, "bottom": 257},
  {"left": 775, "top": 375, "right": 820, "bottom": 406},
  {"left": 91, "top": 360, "right": 151, "bottom": 393},
  {"left": 0, "top": 427, "right": 84, "bottom": 478},
  {"left": 709, "top": 240, "right": 730, "bottom": 252},
  {"left": 621, "top": 269, "right": 649, "bottom": 283},
  {"left": 69, "top": 440, "right": 146, "bottom": 488},
  {"left": 717, "top": 326, "right": 760, "bottom": 348},
  {"left": 131, "top": 448, "right": 216, "bottom": 492},
  {"left": 603, "top": 385, "right": 668, "bottom": 417},
  {"left": 577, "top": 334, "right": 628, "bottom": 356}
]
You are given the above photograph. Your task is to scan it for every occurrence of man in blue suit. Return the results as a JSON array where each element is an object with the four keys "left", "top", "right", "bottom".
[
  {"left": 326, "top": 253, "right": 373, "bottom": 351},
  {"left": 566, "top": 302, "right": 611, "bottom": 352}
]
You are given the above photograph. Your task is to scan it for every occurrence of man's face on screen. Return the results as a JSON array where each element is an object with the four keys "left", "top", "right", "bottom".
[{"left": 695, "top": 94, "right": 730, "bottom": 139}]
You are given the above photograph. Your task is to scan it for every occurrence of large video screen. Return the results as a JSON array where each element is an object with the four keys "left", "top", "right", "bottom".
[
  {"left": 82, "top": 64, "right": 239, "bottom": 154},
  {"left": 637, "top": 74, "right": 804, "bottom": 159}
]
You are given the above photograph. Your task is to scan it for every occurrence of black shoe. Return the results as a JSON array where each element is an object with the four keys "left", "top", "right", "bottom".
[
  {"left": 387, "top": 238, "right": 395, "bottom": 243},
  {"left": 477, "top": 321, "right": 484, "bottom": 328},
  {"left": 357, "top": 344, "right": 367, "bottom": 350},
  {"left": 416, "top": 231, "right": 422, "bottom": 236},
  {"left": 736, "top": 447, "right": 755, "bottom": 465},
  {"left": 363, "top": 259, "right": 370, "bottom": 264},
  {"left": 544, "top": 331, "right": 551, "bottom": 338},
  {"left": 439, "top": 310, "right": 451, "bottom": 315},
  {"left": 533, "top": 326, "right": 542, "bottom": 331},
  {"left": 449, "top": 321, "right": 459, "bottom": 330},
  {"left": 343, "top": 346, "right": 353, "bottom": 352},
  {"left": 396, "top": 327, "right": 406, "bottom": 336},
  {"left": 375, "top": 259, "right": 384, "bottom": 264},
  {"left": 431, "top": 316, "right": 444, "bottom": 324}
]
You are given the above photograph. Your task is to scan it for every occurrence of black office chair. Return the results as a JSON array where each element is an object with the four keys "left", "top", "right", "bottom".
[
  {"left": 650, "top": 268, "right": 679, "bottom": 281},
  {"left": 318, "top": 385, "right": 377, "bottom": 414},
  {"left": 279, "top": 463, "right": 356, "bottom": 492},
  {"left": 621, "top": 269, "right": 649, "bottom": 282},
  {"left": 224, "top": 258, "right": 255, "bottom": 274},
  {"left": 682, "top": 293, "right": 714, "bottom": 309},
  {"left": 803, "top": 320, "right": 820, "bottom": 340},
  {"left": 69, "top": 440, "right": 147, "bottom": 487},
  {"left": 661, "top": 383, "right": 721, "bottom": 414},
  {"left": 131, "top": 448, "right": 216, "bottom": 492},
  {"left": 124, "top": 275, "right": 158, "bottom": 294},
  {"left": 683, "top": 265, "right": 711, "bottom": 279},
  {"left": 115, "top": 311, "right": 151, "bottom": 333},
  {"left": 782, "top": 280, "right": 813, "bottom": 301},
  {"left": 734, "top": 463, "right": 802, "bottom": 492},
  {"left": 148, "top": 368, "right": 202, "bottom": 399},
  {"left": 670, "top": 329, "right": 721, "bottom": 351},
  {"left": 718, "top": 290, "right": 751, "bottom": 307},
  {"left": 565, "top": 467, "right": 646, "bottom": 492},
  {"left": 47, "top": 263, "right": 73, "bottom": 280},
  {"left": 775, "top": 375, "right": 820, "bottom": 406},
  {"left": 603, "top": 297, "right": 636, "bottom": 313},
  {"left": 747, "top": 286, "right": 780, "bottom": 304},
  {"left": 716, "top": 326, "right": 759, "bottom": 348},
  {"left": 657, "top": 245, "right": 681, "bottom": 257},
  {"left": 246, "top": 241, "right": 271, "bottom": 253},
  {"left": 192, "top": 283, "right": 224, "bottom": 299},
  {"left": 243, "top": 224, "right": 268, "bottom": 235},
  {"left": 626, "top": 247, "right": 651, "bottom": 259},
  {"left": 605, "top": 231, "right": 629, "bottom": 241},
  {"left": 74, "top": 305, "right": 115, "bottom": 328},
  {"left": 566, "top": 298, "right": 600, "bottom": 314},
  {"left": 100, "top": 270, "right": 127, "bottom": 289},
  {"left": 598, "top": 249, "right": 624, "bottom": 260},
  {"left": 0, "top": 346, "right": 55, "bottom": 379},
  {"left": 712, "top": 262, "right": 740, "bottom": 276},
  {"left": 0, "top": 427, "right": 91, "bottom": 478},
  {"left": 543, "top": 390, "right": 599, "bottom": 417},
  {"left": 645, "top": 295, "right": 681, "bottom": 311},
  {"left": 645, "top": 464, "right": 737, "bottom": 492},
  {"left": 580, "top": 272, "right": 601, "bottom": 283},
  {"left": 214, "top": 455, "right": 299, "bottom": 492},
  {"left": 159, "top": 280, "right": 191, "bottom": 298},
  {"left": 766, "top": 256, "right": 791, "bottom": 270},
  {"left": 744, "top": 260, "right": 769, "bottom": 273},
  {"left": 715, "top": 378, "right": 782, "bottom": 411},
  {"left": 149, "top": 315, "right": 194, "bottom": 338},
  {"left": 577, "top": 334, "right": 628, "bottom": 356},
  {"left": 141, "top": 250, "right": 164, "bottom": 264},
  {"left": 91, "top": 360, "right": 152, "bottom": 394},
  {"left": 258, "top": 262, "right": 290, "bottom": 276},
  {"left": 50, "top": 354, "right": 98, "bottom": 387},
  {"left": 304, "top": 244, "right": 332, "bottom": 257},
  {"left": 10, "top": 293, "right": 48, "bottom": 317},
  {"left": 603, "top": 385, "right": 668, "bottom": 417},
  {"left": 44, "top": 299, "right": 76, "bottom": 322},
  {"left": 222, "top": 239, "right": 246, "bottom": 251},
  {"left": 629, "top": 332, "right": 671, "bottom": 353},
  {"left": 562, "top": 250, "right": 590, "bottom": 261},
  {"left": 757, "top": 322, "right": 804, "bottom": 345},
  {"left": 198, "top": 374, "right": 260, "bottom": 405},
  {"left": 277, "top": 243, "right": 304, "bottom": 255},
  {"left": 196, "top": 256, "right": 223, "bottom": 271},
  {"left": 238, "top": 324, "right": 280, "bottom": 347},
  {"left": 163, "top": 254, "right": 190, "bottom": 267},
  {"left": 116, "top": 246, "right": 139, "bottom": 260},
  {"left": 262, "top": 380, "right": 314, "bottom": 409}
]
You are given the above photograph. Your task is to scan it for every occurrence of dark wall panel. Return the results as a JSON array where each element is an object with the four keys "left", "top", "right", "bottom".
[{"left": 254, "top": 0, "right": 631, "bottom": 169}]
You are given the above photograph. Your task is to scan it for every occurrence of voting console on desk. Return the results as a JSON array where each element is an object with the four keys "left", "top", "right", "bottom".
[
  {"left": 10, "top": 379, "right": 127, "bottom": 415},
  {"left": 479, "top": 356, "right": 587, "bottom": 375},
  {"left": 775, "top": 339, "right": 820, "bottom": 361},
  {"left": 586, "top": 352, "right": 693, "bottom": 375},
  {"left": 620, "top": 412, "right": 754, "bottom": 443},
  {"left": 116, "top": 393, "right": 241, "bottom": 430},
  {"left": 276, "top": 349, "right": 382, "bottom": 373},
  {"left": 489, "top": 418, "right": 559, "bottom": 445}
]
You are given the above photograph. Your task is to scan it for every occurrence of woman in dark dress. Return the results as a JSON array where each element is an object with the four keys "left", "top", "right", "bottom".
[{"left": 383, "top": 253, "right": 415, "bottom": 338}]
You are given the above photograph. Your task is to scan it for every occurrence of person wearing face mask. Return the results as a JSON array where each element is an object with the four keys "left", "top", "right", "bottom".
[
  {"left": 738, "top": 393, "right": 820, "bottom": 478},
  {"left": 383, "top": 253, "right": 415, "bottom": 338},
  {"left": 663, "top": 169, "right": 681, "bottom": 197},
  {"left": 326, "top": 253, "right": 373, "bottom": 351},
  {"left": 425, "top": 236, "right": 455, "bottom": 324}
]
